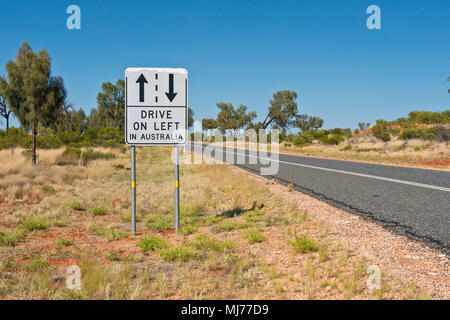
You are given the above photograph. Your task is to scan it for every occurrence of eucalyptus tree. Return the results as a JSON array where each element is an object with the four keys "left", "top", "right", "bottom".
[{"left": 0, "top": 42, "right": 66, "bottom": 165}]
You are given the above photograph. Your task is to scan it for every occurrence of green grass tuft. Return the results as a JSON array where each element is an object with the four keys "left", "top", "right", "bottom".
[
  {"left": 20, "top": 218, "right": 48, "bottom": 231},
  {"left": 158, "top": 246, "right": 202, "bottom": 262},
  {"left": 104, "top": 229, "right": 130, "bottom": 241},
  {"left": 69, "top": 201, "right": 85, "bottom": 211},
  {"left": 120, "top": 213, "right": 143, "bottom": 222},
  {"left": 25, "top": 258, "right": 48, "bottom": 271},
  {"left": 56, "top": 238, "right": 73, "bottom": 247},
  {"left": 90, "top": 206, "right": 108, "bottom": 216},
  {"left": 146, "top": 214, "right": 172, "bottom": 231},
  {"left": 138, "top": 236, "right": 168, "bottom": 252},
  {"left": 242, "top": 229, "right": 266, "bottom": 244},
  {"left": 0, "top": 230, "right": 25, "bottom": 246},
  {"left": 191, "top": 234, "right": 235, "bottom": 252},
  {"left": 289, "top": 234, "right": 319, "bottom": 253}
]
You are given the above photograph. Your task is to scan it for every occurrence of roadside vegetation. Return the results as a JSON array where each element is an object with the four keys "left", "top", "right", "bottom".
[{"left": 0, "top": 147, "right": 431, "bottom": 299}]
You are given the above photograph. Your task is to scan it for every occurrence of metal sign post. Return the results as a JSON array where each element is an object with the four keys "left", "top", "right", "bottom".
[
  {"left": 125, "top": 68, "right": 188, "bottom": 234},
  {"left": 131, "top": 146, "right": 136, "bottom": 235},
  {"left": 174, "top": 146, "right": 180, "bottom": 232}
]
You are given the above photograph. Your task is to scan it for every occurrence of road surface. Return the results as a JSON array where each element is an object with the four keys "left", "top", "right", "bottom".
[{"left": 189, "top": 143, "right": 450, "bottom": 253}]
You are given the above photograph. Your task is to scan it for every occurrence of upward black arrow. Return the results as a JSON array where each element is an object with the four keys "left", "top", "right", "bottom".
[
  {"left": 136, "top": 74, "right": 148, "bottom": 102},
  {"left": 165, "top": 74, "right": 177, "bottom": 102}
]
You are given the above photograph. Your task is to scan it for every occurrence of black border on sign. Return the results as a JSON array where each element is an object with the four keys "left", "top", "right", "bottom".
[{"left": 125, "top": 74, "right": 188, "bottom": 146}]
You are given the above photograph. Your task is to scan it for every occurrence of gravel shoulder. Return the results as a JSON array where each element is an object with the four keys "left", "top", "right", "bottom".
[{"left": 231, "top": 165, "right": 450, "bottom": 299}]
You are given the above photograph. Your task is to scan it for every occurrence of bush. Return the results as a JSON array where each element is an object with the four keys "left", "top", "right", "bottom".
[
  {"left": 341, "top": 145, "right": 352, "bottom": 151},
  {"left": 399, "top": 127, "right": 436, "bottom": 140},
  {"left": 378, "top": 131, "right": 391, "bottom": 142},
  {"left": 57, "top": 147, "right": 115, "bottom": 166},
  {"left": 329, "top": 128, "right": 352, "bottom": 138},
  {"left": 320, "top": 134, "right": 344, "bottom": 145},
  {"left": 81, "top": 149, "right": 116, "bottom": 162},
  {"left": 56, "top": 147, "right": 82, "bottom": 165},
  {"left": 408, "top": 110, "right": 450, "bottom": 124},
  {"left": 83, "top": 127, "right": 123, "bottom": 147},
  {"left": 294, "top": 132, "right": 313, "bottom": 146},
  {"left": 435, "top": 126, "right": 450, "bottom": 142},
  {"left": 56, "top": 131, "right": 83, "bottom": 145},
  {"left": 67, "top": 141, "right": 92, "bottom": 148},
  {"left": 40, "top": 136, "right": 63, "bottom": 149},
  {"left": 372, "top": 119, "right": 391, "bottom": 141}
]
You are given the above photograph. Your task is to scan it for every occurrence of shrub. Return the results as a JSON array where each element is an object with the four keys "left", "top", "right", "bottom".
[
  {"left": 138, "top": 236, "right": 168, "bottom": 252},
  {"left": 407, "top": 110, "right": 450, "bottom": 124},
  {"left": 83, "top": 127, "right": 123, "bottom": 147},
  {"left": 67, "top": 141, "right": 92, "bottom": 148},
  {"left": 341, "top": 145, "right": 352, "bottom": 151},
  {"left": 378, "top": 131, "right": 391, "bottom": 142},
  {"left": 435, "top": 126, "right": 450, "bottom": 142},
  {"left": 56, "top": 131, "right": 83, "bottom": 145},
  {"left": 36, "top": 135, "right": 63, "bottom": 149},
  {"left": 289, "top": 234, "right": 319, "bottom": 253},
  {"left": 320, "top": 134, "right": 344, "bottom": 145},
  {"left": 399, "top": 127, "right": 436, "bottom": 140},
  {"left": 329, "top": 128, "right": 352, "bottom": 138},
  {"left": 57, "top": 147, "right": 82, "bottom": 165},
  {"left": 372, "top": 119, "right": 391, "bottom": 141},
  {"left": 294, "top": 132, "right": 313, "bottom": 146},
  {"left": 81, "top": 149, "right": 116, "bottom": 163}
]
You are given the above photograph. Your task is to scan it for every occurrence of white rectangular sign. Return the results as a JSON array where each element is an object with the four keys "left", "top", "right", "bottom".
[{"left": 125, "top": 68, "right": 188, "bottom": 145}]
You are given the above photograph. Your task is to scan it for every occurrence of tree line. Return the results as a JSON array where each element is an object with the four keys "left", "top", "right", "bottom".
[
  {"left": 202, "top": 90, "right": 324, "bottom": 137},
  {"left": 0, "top": 43, "right": 195, "bottom": 165}
]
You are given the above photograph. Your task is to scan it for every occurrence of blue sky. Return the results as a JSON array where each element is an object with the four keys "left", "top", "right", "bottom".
[{"left": 0, "top": 0, "right": 449, "bottom": 130}]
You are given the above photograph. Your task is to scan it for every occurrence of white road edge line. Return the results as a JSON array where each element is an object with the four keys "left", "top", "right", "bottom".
[{"left": 190, "top": 144, "right": 450, "bottom": 192}]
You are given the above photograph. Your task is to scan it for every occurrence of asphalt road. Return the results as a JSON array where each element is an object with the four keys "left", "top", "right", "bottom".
[{"left": 189, "top": 143, "right": 450, "bottom": 253}]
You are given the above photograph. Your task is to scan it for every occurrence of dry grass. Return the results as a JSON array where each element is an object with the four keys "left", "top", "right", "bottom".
[
  {"left": 279, "top": 135, "right": 450, "bottom": 169},
  {"left": 0, "top": 146, "right": 432, "bottom": 299}
]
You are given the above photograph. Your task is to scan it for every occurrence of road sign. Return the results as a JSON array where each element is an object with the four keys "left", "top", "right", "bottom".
[{"left": 125, "top": 68, "right": 188, "bottom": 145}]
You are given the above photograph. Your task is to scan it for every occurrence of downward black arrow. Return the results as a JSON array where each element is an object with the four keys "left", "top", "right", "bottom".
[
  {"left": 136, "top": 74, "right": 148, "bottom": 102},
  {"left": 165, "top": 74, "right": 177, "bottom": 102}
]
